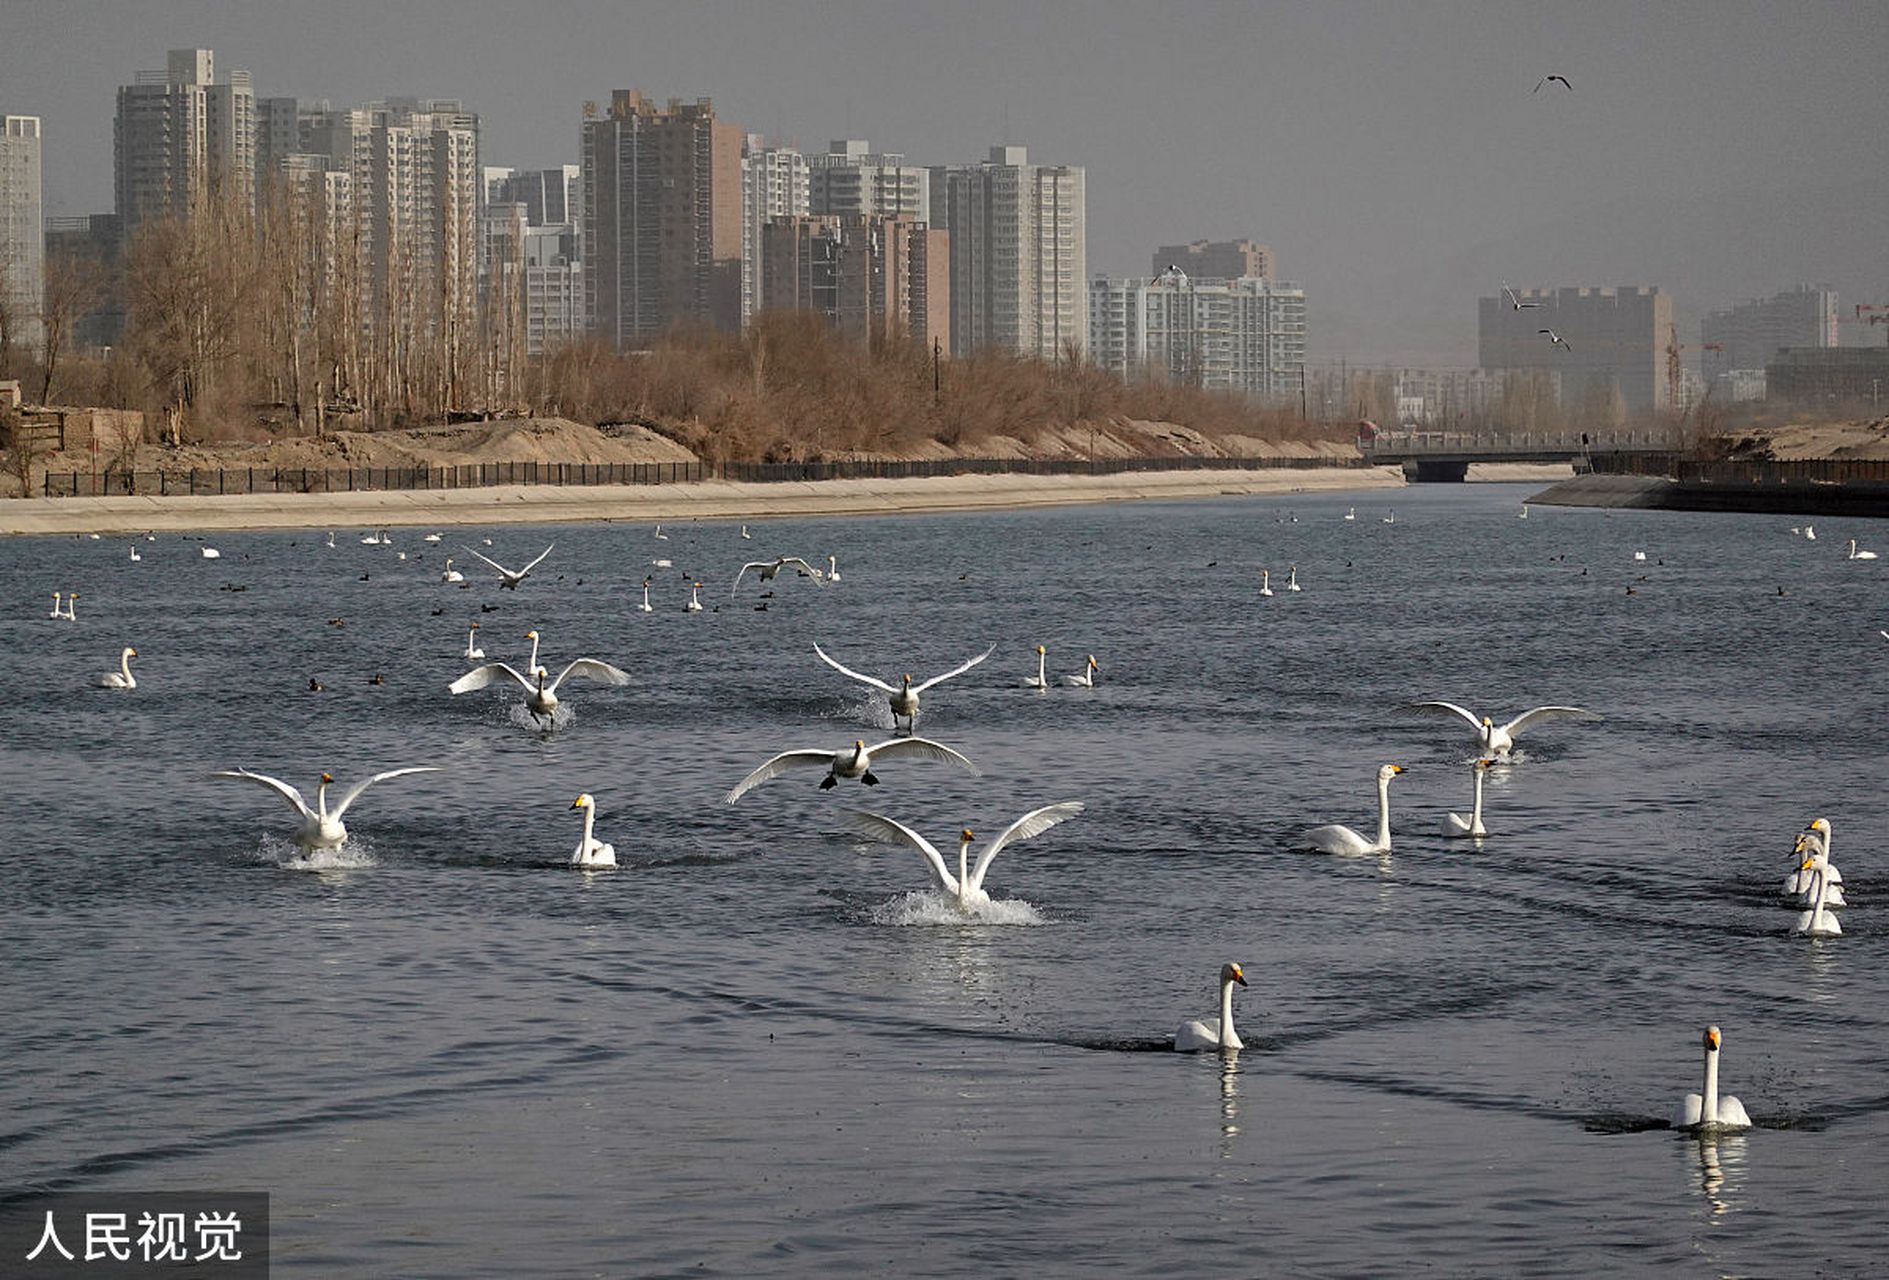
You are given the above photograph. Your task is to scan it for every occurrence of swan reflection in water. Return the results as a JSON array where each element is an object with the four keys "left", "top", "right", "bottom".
[
  {"left": 1686, "top": 1134, "right": 1746, "bottom": 1217},
  {"left": 1220, "top": 1055, "right": 1243, "bottom": 1154}
]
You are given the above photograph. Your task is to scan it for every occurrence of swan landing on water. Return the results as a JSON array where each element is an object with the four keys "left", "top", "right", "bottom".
[
  {"left": 1174, "top": 963, "right": 1248, "bottom": 1052},
  {"left": 725, "top": 737, "right": 979, "bottom": 802},
  {"left": 843, "top": 802, "right": 1084, "bottom": 911},
  {"left": 211, "top": 766, "right": 441, "bottom": 850},
  {"left": 1673, "top": 1025, "right": 1752, "bottom": 1134}
]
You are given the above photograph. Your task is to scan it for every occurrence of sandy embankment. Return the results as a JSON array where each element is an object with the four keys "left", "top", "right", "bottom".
[{"left": 0, "top": 465, "right": 1405, "bottom": 536}]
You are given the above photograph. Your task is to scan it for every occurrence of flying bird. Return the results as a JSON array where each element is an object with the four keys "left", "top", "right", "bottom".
[
  {"left": 1538, "top": 328, "right": 1572, "bottom": 351},
  {"left": 725, "top": 737, "right": 978, "bottom": 802},
  {"left": 732, "top": 556, "right": 827, "bottom": 594},
  {"left": 461, "top": 542, "right": 555, "bottom": 589},
  {"left": 813, "top": 642, "right": 997, "bottom": 735},
  {"left": 1533, "top": 75, "right": 1572, "bottom": 93},
  {"left": 1501, "top": 283, "right": 1543, "bottom": 310},
  {"left": 210, "top": 766, "right": 441, "bottom": 851}
]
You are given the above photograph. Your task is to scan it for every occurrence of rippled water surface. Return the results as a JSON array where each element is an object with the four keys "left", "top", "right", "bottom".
[{"left": 4, "top": 486, "right": 1886, "bottom": 1277}]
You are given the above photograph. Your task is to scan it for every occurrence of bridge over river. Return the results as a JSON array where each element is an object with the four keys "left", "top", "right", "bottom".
[{"left": 1365, "top": 429, "right": 1685, "bottom": 481}]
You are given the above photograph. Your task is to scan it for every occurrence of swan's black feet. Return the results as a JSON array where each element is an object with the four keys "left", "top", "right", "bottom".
[
  {"left": 819, "top": 775, "right": 837, "bottom": 790},
  {"left": 862, "top": 772, "right": 881, "bottom": 786}
]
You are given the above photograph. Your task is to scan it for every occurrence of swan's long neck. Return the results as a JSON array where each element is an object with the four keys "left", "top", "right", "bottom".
[
  {"left": 1375, "top": 774, "right": 1394, "bottom": 848},
  {"left": 1219, "top": 979, "right": 1238, "bottom": 1048},
  {"left": 1470, "top": 766, "right": 1485, "bottom": 826},
  {"left": 316, "top": 780, "right": 330, "bottom": 820},
  {"left": 957, "top": 835, "right": 973, "bottom": 898},
  {"left": 1702, "top": 1045, "right": 1720, "bottom": 1125},
  {"left": 642, "top": 585, "right": 649, "bottom": 604},
  {"left": 581, "top": 804, "right": 597, "bottom": 850},
  {"left": 527, "top": 635, "right": 541, "bottom": 671},
  {"left": 1036, "top": 651, "right": 1046, "bottom": 684},
  {"left": 119, "top": 650, "right": 134, "bottom": 680},
  {"left": 1809, "top": 866, "right": 1831, "bottom": 925}
]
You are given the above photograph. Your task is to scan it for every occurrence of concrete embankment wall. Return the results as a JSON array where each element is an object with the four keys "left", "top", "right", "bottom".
[{"left": 1529, "top": 473, "right": 1889, "bottom": 517}]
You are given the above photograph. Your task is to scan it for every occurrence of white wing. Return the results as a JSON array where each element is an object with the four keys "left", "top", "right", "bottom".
[
  {"left": 730, "top": 561, "right": 768, "bottom": 594},
  {"left": 449, "top": 662, "right": 536, "bottom": 695},
  {"left": 1411, "top": 700, "right": 1483, "bottom": 731},
  {"left": 545, "top": 658, "right": 631, "bottom": 694},
  {"left": 843, "top": 810, "right": 958, "bottom": 895},
  {"left": 459, "top": 545, "right": 514, "bottom": 576},
  {"left": 513, "top": 543, "right": 555, "bottom": 578},
  {"left": 725, "top": 750, "right": 837, "bottom": 803},
  {"left": 778, "top": 557, "right": 828, "bottom": 583},
  {"left": 970, "top": 801, "right": 1084, "bottom": 888},
  {"left": 912, "top": 642, "right": 998, "bottom": 694},
  {"left": 210, "top": 768, "right": 312, "bottom": 819},
  {"left": 1498, "top": 705, "right": 1592, "bottom": 737},
  {"left": 1502, "top": 284, "right": 1521, "bottom": 307},
  {"left": 813, "top": 643, "right": 899, "bottom": 694},
  {"left": 864, "top": 737, "right": 981, "bottom": 775},
  {"left": 330, "top": 766, "right": 443, "bottom": 819}
]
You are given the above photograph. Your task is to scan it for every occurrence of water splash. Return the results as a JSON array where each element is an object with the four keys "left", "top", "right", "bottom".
[
  {"left": 867, "top": 889, "right": 1047, "bottom": 927},
  {"left": 508, "top": 701, "right": 574, "bottom": 733},
  {"left": 262, "top": 833, "right": 377, "bottom": 872}
]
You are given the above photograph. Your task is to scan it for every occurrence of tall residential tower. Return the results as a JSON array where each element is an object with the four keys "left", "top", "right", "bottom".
[
  {"left": 1, "top": 115, "right": 43, "bottom": 352},
  {"left": 931, "top": 146, "right": 1084, "bottom": 360}
]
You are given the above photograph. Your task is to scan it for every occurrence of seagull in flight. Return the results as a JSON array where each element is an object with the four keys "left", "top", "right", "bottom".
[
  {"left": 1534, "top": 75, "right": 1572, "bottom": 93},
  {"left": 461, "top": 542, "right": 554, "bottom": 590},
  {"left": 1502, "top": 284, "right": 1543, "bottom": 311},
  {"left": 1538, "top": 329, "right": 1572, "bottom": 351}
]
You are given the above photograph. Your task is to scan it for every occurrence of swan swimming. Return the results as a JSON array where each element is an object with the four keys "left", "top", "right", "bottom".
[
  {"left": 461, "top": 542, "right": 554, "bottom": 590},
  {"left": 441, "top": 558, "right": 464, "bottom": 583},
  {"left": 740, "top": 524, "right": 752, "bottom": 539},
  {"left": 200, "top": 547, "right": 220, "bottom": 559},
  {"left": 48, "top": 592, "right": 63, "bottom": 619},
  {"left": 685, "top": 582, "right": 704, "bottom": 612},
  {"left": 1789, "top": 835, "right": 1846, "bottom": 908},
  {"left": 732, "top": 556, "right": 827, "bottom": 593},
  {"left": 1023, "top": 644, "right": 1049, "bottom": 690},
  {"left": 1286, "top": 565, "right": 1302, "bottom": 592},
  {"left": 211, "top": 765, "right": 441, "bottom": 850},
  {"left": 638, "top": 578, "right": 654, "bottom": 613},
  {"left": 1803, "top": 526, "right": 1816, "bottom": 540},
  {"left": 1344, "top": 508, "right": 1356, "bottom": 522},
  {"left": 1443, "top": 758, "right": 1495, "bottom": 838},
  {"left": 450, "top": 635, "right": 631, "bottom": 728},
  {"left": 360, "top": 530, "right": 382, "bottom": 545},
  {"left": 1303, "top": 764, "right": 1406, "bottom": 855},
  {"left": 653, "top": 523, "right": 668, "bottom": 540},
  {"left": 463, "top": 624, "right": 485, "bottom": 660},
  {"left": 813, "top": 642, "right": 996, "bottom": 736},
  {"left": 1382, "top": 509, "right": 1396, "bottom": 524},
  {"left": 128, "top": 545, "right": 141, "bottom": 562},
  {"left": 1789, "top": 819, "right": 1842, "bottom": 891},
  {"left": 98, "top": 647, "right": 138, "bottom": 689},
  {"left": 1412, "top": 701, "right": 1593, "bottom": 757},
  {"left": 843, "top": 801, "right": 1084, "bottom": 910},
  {"left": 1259, "top": 569, "right": 1274, "bottom": 597},
  {"left": 423, "top": 532, "right": 442, "bottom": 543},
  {"left": 725, "top": 737, "right": 979, "bottom": 802},
  {"left": 59, "top": 592, "right": 77, "bottom": 621},
  {"left": 326, "top": 531, "right": 336, "bottom": 549},
  {"left": 570, "top": 793, "right": 617, "bottom": 867},
  {"left": 826, "top": 554, "right": 841, "bottom": 582},
  {"left": 1674, "top": 1025, "right": 1752, "bottom": 1133},
  {"left": 1847, "top": 539, "right": 1879, "bottom": 561},
  {"left": 1795, "top": 860, "right": 1843, "bottom": 937},
  {"left": 1174, "top": 963, "right": 1248, "bottom": 1052},
  {"left": 1063, "top": 655, "right": 1100, "bottom": 688}
]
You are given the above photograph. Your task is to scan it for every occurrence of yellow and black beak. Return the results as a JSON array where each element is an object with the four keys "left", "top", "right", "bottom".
[{"left": 1232, "top": 966, "right": 1247, "bottom": 986}]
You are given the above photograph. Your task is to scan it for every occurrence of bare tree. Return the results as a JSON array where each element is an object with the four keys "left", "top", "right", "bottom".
[{"left": 39, "top": 249, "right": 103, "bottom": 405}]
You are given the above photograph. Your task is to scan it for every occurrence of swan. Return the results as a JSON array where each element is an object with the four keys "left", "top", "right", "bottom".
[
  {"left": 813, "top": 642, "right": 996, "bottom": 735},
  {"left": 638, "top": 578, "right": 654, "bottom": 612},
  {"left": 725, "top": 737, "right": 979, "bottom": 802},
  {"left": 732, "top": 556, "right": 827, "bottom": 593},
  {"left": 60, "top": 592, "right": 77, "bottom": 621},
  {"left": 326, "top": 531, "right": 336, "bottom": 549},
  {"left": 1063, "top": 655, "right": 1100, "bottom": 688},
  {"left": 1634, "top": 551, "right": 1647, "bottom": 562},
  {"left": 843, "top": 801, "right": 1084, "bottom": 909},
  {"left": 1673, "top": 1026, "right": 1752, "bottom": 1133},
  {"left": 360, "top": 530, "right": 381, "bottom": 545},
  {"left": 1789, "top": 836, "right": 1846, "bottom": 907},
  {"left": 461, "top": 542, "right": 554, "bottom": 590},
  {"left": 1344, "top": 507, "right": 1356, "bottom": 522},
  {"left": 1382, "top": 510, "right": 1396, "bottom": 524},
  {"left": 423, "top": 532, "right": 442, "bottom": 543},
  {"left": 210, "top": 765, "right": 441, "bottom": 850},
  {"left": 652, "top": 558, "right": 673, "bottom": 568},
  {"left": 1795, "top": 860, "right": 1843, "bottom": 937},
  {"left": 98, "top": 647, "right": 138, "bottom": 689},
  {"left": 1804, "top": 526, "right": 1816, "bottom": 540},
  {"left": 1286, "top": 565, "right": 1302, "bottom": 592},
  {"left": 1792, "top": 819, "right": 1842, "bottom": 887},
  {"left": 1412, "top": 701, "right": 1593, "bottom": 756},
  {"left": 570, "top": 793, "right": 617, "bottom": 867},
  {"left": 1443, "top": 759, "right": 1494, "bottom": 838},
  {"left": 1303, "top": 764, "right": 1406, "bottom": 855},
  {"left": 128, "top": 545, "right": 141, "bottom": 562},
  {"left": 1023, "top": 645, "right": 1049, "bottom": 690},
  {"left": 654, "top": 523, "right": 668, "bottom": 540},
  {"left": 1519, "top": 505, "right": 1529, "bottom": 519},
  {"left": 686, "top": 582, "right": 704, "bottom": 612},
  {"left": 1848, "top": 539, "right": 1879, "bottom": 561},
  {"left": 1174, "top": 963, "right": 1248, "bottom": 1052},
  {"left": 826, "top": 554, "right": 841, "bottom": 582},
  {"left": 200, "top": 547, "right": 220, "bottom": 559},
  {"left": 48, "top": 592, "right": 63, "bottom": 619},
  {"left": 463, "top": 624, "right": 485, "bottom": 660},
  {"left": 740, "top": 524, "right": 752, "bottom": 539},
  {"left": 441, "top": 558, "right": 464, "bottom": 583},
  {"left": 450, "top": 641, "right": 631, "bottom": 728},
  {"left": 1259, "top": 569, "right": 1274, "bottom": 597}
]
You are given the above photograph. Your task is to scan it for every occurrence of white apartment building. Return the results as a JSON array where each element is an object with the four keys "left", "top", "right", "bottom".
[
  {"left": 1088, "top": 269, "right": 1306, "bottom": 401},
  {"left": 810, "top": 140, "right": 929, "bottom": 220},
  {"left": 114, "top": 48, "right": 256, "bottom": 231},
  {"left": 1, "top": 115, "right": 42, "bottom": 351},
  {"left": 741, "top": 135, "right": 809, "bottom": 322},
  {"left": 933, "top": 146, "right": 1084, "bottom": 360},
  {"left": 482, "top": 201, "right": 581, "bottom": 356}
]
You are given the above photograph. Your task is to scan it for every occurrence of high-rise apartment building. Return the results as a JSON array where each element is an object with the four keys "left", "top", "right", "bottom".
[
  {"left": 1, "top": 115, "right": 43, "bottom": 351},
  {"left": 1088, "top": 269, "right": 1305, "bottom": 400},
  {"left": 1701, "top": 285, "right": 1838, "bottom": 386},
  {"left": 581, "top": 90, "right": 743, "bottom": 348},
  {"left": 931, "top": 146, "right": 1085, "bottom": 360},
  {"left": 1478, "top": 285, "right": 1673, "bottom": 415},
  {"left": 1152, "top": 239, "right": 1273, "bottom": 283},
  {"left": 481, "top": 197, "right": 583, "bottom": 356},
  {"left": 760, "top": 214, "right": 948, "bottom": 353},
  {"left": 114, "top": 48, "right": 256, "bottom": 233},
  {"left": 486, "top": 165, "right": 581, "bottom": 230},
  {"left": 741, "top": 135, "right": 809, "bottom": 322},
  {"left": 811, "top": 140, "right": 929, "bottom": 221}
]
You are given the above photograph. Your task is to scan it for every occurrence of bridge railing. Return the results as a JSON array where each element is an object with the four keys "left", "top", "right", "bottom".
[{"left": 1367, "top": 429, "right": 1684, "bottom": 456}]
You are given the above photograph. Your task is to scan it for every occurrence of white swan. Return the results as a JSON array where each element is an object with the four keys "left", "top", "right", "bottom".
[
  {"left": 211, "top": 765, "right": 441, "bottom": 850},
  {"left": 1803, "top": 525, "right": 1817, "bottom": 541},
  {"left": 570, "top": 793, "right": 617, "bottom": 867},
  {"left": 1412, "top": 701, "right": 1593, "bottom": 756},
  {"left": 423, "top": 532, "right": 442, "bottom": 543},
  {"left": 59, "top": 592, "right": 77, "bottom": 621},
  {"left": 1023, "top": 644, "right": 1049, "bottom": 690},
  {"left": 461, "top": 542, "right": 554, "bottom": 590},
  {"left": 360, "top": 530, "right": 381, "bottom": 545},
  {"left": 463, "top": 624, "right": 485, "bottom": 660},
  {"left": 1787, "top": 819, "right": 1843, "bottom": 893},
  {"left": 441, "top": 558, "right": 464, "bottom": 583},
  {"left": 653, "top": 523, "right": 668, "bottom": 540},
  {"left": 1443, "top": 758, "right": 1494, "bottom": 838},
  {"left": 1519, "top": 505, "right": 1529, "bottom": 519},
  {"left": 1174, "top": 963, "right": 1248, "bottom": 1052},
  {"left": 48, "top": 592, "right": 63, "bottom": 619},
  {"left": 843, "top": 801, "right": 1084, "bottom": 909},
  {"left": 1674, "top": 1025, "right": 1752, "bottom": 1133},
  {"left": 638, "top": 579, "right": 654, "bottom": 613},
  {"left": 1382, "top": 509, "right": 1396, "bottom": 524},
  {"left": 450, "top": 641, "right": 631, "bottom": 728},
  {"left": 326, "top": 531, "right": 336, "bottom": 549},
  {"left": 813, "top": 642, "right": 996, "bottom": 735},
  {"left": 686, "top": 582, "right": 704, "bottom": 612},
  {"left": 651, "top": 558, "right": 673, "bottom": 568},
  {"left": 1259, "top": 569, "right": 1273, "bottom": 597},
  {"left": 725, "top": 737, "right": 979, "bottom": 802},
  {"left": 740, "top": 524, "right": 752, "bottom": 539},
  {"left": 1344, "top": 507, "right": 1356, "bottom": 522},
  {"left": 732, "top": 556, "right": 827, "bottom": 593},
  {"left": 1795, "top": 860, "right": 1843, "bottom": 937},
  {"left": 827, "top": 554, "right": 841, "bottom": 582},
  {"left": 99, "top": 646, "right": 138, "bottom": 689},
  {"left": 1303, "top": 764, "right": 1406, "bottom": 855},
  {"left": 1789, "top": 836, "right": 1846, "bottom": 908},
  {"left": 1286, "top": 565, "right": 1302, "bottom": 592},
  {"left": 1063, "top": 655, "right": 1100, "bottom": 688},
  {"left": 1847, "top": 539, "right": 1879, "bottom": 561},
  {"left": 200, "top": 547, "right": 220, "bottom": 559},
  {"left": 128, "top": 545, "right": 141, "bottom": 562}
]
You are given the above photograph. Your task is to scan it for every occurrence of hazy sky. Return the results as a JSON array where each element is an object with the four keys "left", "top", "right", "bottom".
[{"left": 5, "top": 0, "right": 1885, "bottom": 365}]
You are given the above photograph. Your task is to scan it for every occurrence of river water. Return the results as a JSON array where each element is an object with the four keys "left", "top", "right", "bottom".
[{"left": 2, "top": 485, "right": 1884, "bottom": 1277}]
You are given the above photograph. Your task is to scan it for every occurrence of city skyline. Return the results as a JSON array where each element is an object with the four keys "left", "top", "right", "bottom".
[{"left": 3, "top": 0, "right": 1885, "bottom": 365}]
